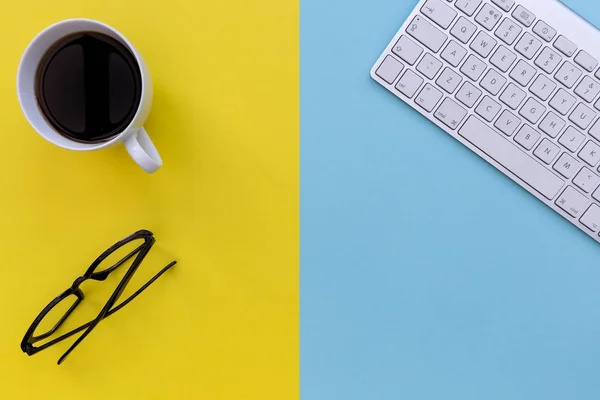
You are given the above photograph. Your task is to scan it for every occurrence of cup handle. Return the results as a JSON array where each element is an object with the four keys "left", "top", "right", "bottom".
[{"left": 124, "top": 128, "right": 163, "bottom": 173}]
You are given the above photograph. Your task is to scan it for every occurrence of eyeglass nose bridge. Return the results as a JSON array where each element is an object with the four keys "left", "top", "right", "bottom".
[{"left": 71, "top": 276, "right": 88, "bottom": 291}]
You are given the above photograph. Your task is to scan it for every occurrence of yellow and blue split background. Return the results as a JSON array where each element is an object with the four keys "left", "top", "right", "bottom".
[{"left": 2, "top": 0, "right": 600, "bottom": 398}]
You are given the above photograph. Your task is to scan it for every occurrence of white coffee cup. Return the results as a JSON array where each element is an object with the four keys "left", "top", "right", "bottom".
[{"left": 17, "top": 19, "right": 162, "bottom": 173}]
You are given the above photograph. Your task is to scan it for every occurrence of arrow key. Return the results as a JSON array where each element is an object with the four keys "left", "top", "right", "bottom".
[{"left": 580, "top": 204, "right": 600, "bottom": 232}]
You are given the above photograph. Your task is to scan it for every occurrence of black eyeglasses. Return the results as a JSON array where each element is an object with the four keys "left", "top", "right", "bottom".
[{"left": 21, "top": 229, "right": 176, "bottom": 365}]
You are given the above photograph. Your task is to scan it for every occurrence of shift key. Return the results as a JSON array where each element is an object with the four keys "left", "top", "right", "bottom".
[{"left": 406, "top": 15, "right": 448, "bottom": 53}]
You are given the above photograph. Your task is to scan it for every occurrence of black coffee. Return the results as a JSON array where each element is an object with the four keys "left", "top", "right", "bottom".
[{"left": 35, "top": 32, "right": 142, "bottom": 143}]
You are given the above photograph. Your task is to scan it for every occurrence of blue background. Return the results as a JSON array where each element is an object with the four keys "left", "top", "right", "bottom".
[{"left": 301, "top": 1, "right": 600, "bottom": 399}]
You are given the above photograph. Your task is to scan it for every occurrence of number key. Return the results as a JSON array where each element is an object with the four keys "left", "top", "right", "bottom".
[
  {"left": 515, "top": 32, "right": 542, "bottom": 60},
  {"left": 555, "top": 62, "right": 582, "bottom": 89},
  {"left": 455, "top": 0, "right": 483, "bottom": 17},
  {"left": 534, "top": 47, "right": 562, "bottom": 74},
  {"left": 475, "top": 3, "right": 502, "bottom": 30},
  {"left": 574, "top": 76, "right": 600, "bottom": 103},
  {"left": 495, "top": 18, "right": 522, "bottom": 45}
]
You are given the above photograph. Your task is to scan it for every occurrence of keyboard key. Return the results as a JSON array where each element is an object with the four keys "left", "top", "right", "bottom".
[
  {"left": 574, "top": 76, "right": 600, "bottom": 103},
  {"left": 555, "top": 186, "right": 588, "bottom": 218},
  {"left": 574, "top": 168, "right": 600, "bottom": 193},
  {"left": 532, "top": 21, "right": 556, "bottom": 42},
  {"left": 569, "top": 103, "right": 596, "bottom": 130},
  {"left": 590, "top": 119, "right": 600, "bottom": 142},
  {"left": 580, "top": 204, "right": 600, "bottom": 231},
  {"left": 594, "top": 186, "right": 600, "bottom": 202},
  {"left": 490, "top": 46, "right": 517, "bottom": 72},
  {"left": 455, "top": 81, "right": 482, "bottom": 108},
  {"left": 512, "top": 5, "right": 535, "bottom": 27},
  {"left": 494, "top": 110, "right": 521, "bottom": 136},
  {"left": 395, "top": 69, "right": 424, "bottom": 98},
  {"left": 554, "top": 153, "right": 580, "bottom": 179},
  {"left": 375, "top": 56, "right": 404, "bottom": 84},
  {"left": 459, "top": 116, "right": 564, "bottom": 200},
  {"left": 417, "top": 53, "right": 443, "bottom": 79},
  {"left": 579, "top": 141, "right": 600, "bottom": 167},
  {"left": 575, "top": 51, "right": 598, "bottom": 73},
  {"left": 436, "top": 67, "right": 463, "bottom": 93},
  {"left": 455, "top": 0, "right": 482, "bottom": 17},
  {"left": 415, "top": 84, "right": 443, "bottom": 112},
  {"left": 475, "top": 3, "right": 502, "bottom": 30},
  {"left": 461, "top": 54, "right": 487, "bottom": 81},
  {"left": 534, "top": 47, "right": 562, "bottom": 74},
  {"left": 514, "top": 125, "right": 541, "bottom": 150},
  {"left": 492, "top": 0, "right": 515, "bottom": 12},
  {"left": 549, "top": 89, "right": 577, "bottom": 115},
  {"left": 500, "top": 83, "right": 526, "bottom": 109},
  {"left": 559, "top": 126, "right": 586, "bottom": 152},
  {"left": 554, "top": 35, "right": 577, "bottom": 57},
  {"left": 480, "top": 69, "right": 506, "bottom": 95},
  {"left": 434, "top": 97, "right": 468, "bottom": 129},
  {"left": 450, "top": 17, "right": 477, "bottom": 44},
  {"left": 421, "top": 0, "right": 458, "bottom": 29},
  {"left": 392, "top": 36, "right": 424, "bottom": 65},
  {"left": 470, "top": 31, "right": 497, "bottom": 58},
  {"left": 555, "top": 62, "right": 582, "bottom": 89},
  {"left": 530, "top": 75, "right": 556, "bottom": 101},
  {"left": 441, "top": 41, "right": 468, "bottom": 67},
  {"left": 515, "top": 32, "right": 542, "bottom": 60},
  {"left": 539, "top": 112, "right": 566, "bottom": 138},
  {"left": 407, "top": 16, "right": 448, "bottom": 53},
  {"left": 495, "top": 18, "right": 522, "bottom": 45},
  {"left": 534, "top": 139, "right": 560, "bottom": 164},
  {"left": 475, "top": 96, "right": 501, "bottom": 122},
  {"left": 519, "top": 98, "right": 546, "bottom": 124},
  {"left": 510, "top": 60, "right": 536, "bottom": 86}
]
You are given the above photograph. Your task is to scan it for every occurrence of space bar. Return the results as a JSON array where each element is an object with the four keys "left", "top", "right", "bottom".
[{"left": 458, "top": 116, "right": 564, "bottom": 200}]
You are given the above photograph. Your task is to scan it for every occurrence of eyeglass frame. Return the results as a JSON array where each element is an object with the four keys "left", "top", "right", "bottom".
[{"left": 21, "top": 229, "right": 175, "bottom": 365}]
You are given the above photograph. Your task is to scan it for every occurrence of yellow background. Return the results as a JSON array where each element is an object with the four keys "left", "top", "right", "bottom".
[{"left": 0, "top": 1, "right": 298, "bottom": 399}]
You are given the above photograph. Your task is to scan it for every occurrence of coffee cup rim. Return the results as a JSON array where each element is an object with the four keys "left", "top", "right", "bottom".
[{"left": 17, "top": 18, "right": 150, "bottom": 151}]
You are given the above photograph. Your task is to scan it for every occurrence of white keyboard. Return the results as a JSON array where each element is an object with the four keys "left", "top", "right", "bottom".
[{"left": 371, "top": 0, "right": 600, "bottom": 244}]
